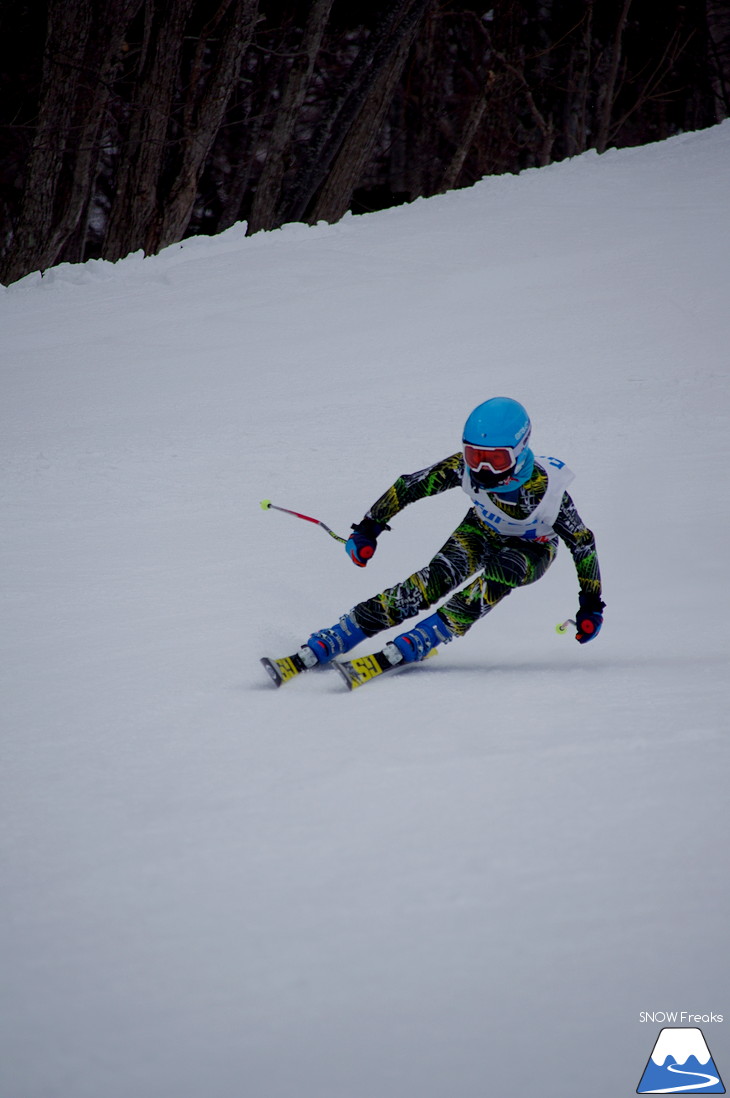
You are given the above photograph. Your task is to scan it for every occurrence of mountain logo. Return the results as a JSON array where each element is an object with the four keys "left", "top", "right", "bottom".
[{"left": 637, "top": 1027, "right": 725, "bottom": 1093}]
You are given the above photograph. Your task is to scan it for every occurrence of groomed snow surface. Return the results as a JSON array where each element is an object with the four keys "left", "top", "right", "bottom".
[{"left": 2, "top": 123, "right": 729, "bottom": 1098}]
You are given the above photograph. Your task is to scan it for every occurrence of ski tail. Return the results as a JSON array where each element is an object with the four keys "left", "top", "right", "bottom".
[{"left": 260, "top": 652, "right": 312, "bottom": 687}]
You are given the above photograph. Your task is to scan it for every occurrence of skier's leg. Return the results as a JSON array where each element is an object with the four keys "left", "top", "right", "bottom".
[
  {"left": 303, "top": 525, "right": 556, "bottom": 668},
  {"left": 439, "top": 536, "right": 557, "bottom": 635},
  {"left": 392, "top": 537, "right": 557, "bottom": 663},
  {"left": 352, "top": 511, "right": 488, "bottom": 633},
  {"left": 304, "top": 512, "right": 485, "bottom": 665}
]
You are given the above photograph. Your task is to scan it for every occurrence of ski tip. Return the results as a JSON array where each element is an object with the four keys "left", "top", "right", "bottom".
[{"left": 260, "top": 498, "right": 272, "bottom": 510}]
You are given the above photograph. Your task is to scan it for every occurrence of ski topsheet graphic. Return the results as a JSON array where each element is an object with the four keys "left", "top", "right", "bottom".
[{"left": 637, "top": 1028, "right": 725, "bottom": 1093}]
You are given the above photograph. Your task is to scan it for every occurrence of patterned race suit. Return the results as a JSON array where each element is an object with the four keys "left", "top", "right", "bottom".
[{"left": 349, "top": 453, "right": 602, "bottom": 640}]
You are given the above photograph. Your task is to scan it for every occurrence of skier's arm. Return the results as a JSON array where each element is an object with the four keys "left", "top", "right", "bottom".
[
  {"left": 364, "top": 453, "right": 464, "bottom": 527},
  {"left": 553, "top": 492, "right": 602, "bottom": 600},
  {"left": 344, "top": 454, "right": 462, "bottom": 567},
  {"left": 553, "top": 492, "right": 604, "bottom": 643}
]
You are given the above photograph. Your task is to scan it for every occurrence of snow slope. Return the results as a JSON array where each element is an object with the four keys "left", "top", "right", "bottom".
[{"left": 2, "top": 123, "right": 729, "bottom": 1098}]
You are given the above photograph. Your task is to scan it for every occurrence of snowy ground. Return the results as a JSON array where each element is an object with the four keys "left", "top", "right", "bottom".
[{"left": 2, "top": 123, "right": 729, "bottom": 1098}]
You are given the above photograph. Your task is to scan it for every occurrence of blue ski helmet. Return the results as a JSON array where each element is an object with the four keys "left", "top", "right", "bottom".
[{"left": 462, "top": 397, "right": 534, "bottom": 492}]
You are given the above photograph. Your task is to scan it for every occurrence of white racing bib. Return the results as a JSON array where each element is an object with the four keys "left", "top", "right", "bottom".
[{"left": 462, "top": 456, "right": 574, "bottom": 540}]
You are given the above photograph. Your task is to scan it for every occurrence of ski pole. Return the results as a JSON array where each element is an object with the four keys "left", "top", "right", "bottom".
[
  {"left": 555, "top": 618, "right": 577, "bottom": 634},
  {"left": 260, "top": 499, "right": 347, "bottom": 544}
]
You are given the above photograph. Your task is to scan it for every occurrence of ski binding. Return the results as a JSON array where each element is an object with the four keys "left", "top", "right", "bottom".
[{"left": 333, "top": 645, "right": 436, "bottom": 690}]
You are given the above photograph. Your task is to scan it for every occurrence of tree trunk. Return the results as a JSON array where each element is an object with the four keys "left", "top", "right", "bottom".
[
  {"left": 0, "top": 0, "right": 140, "bottom": 284},
  {"left": 403, "top": 7, "right": 440, "bottom": 199},
  {"left": 156, "top": 0, "right": 260, "bottom": 250},
  {"left": 103, "top": 0, "right": 195, "bottom": 262},
  {"left": 493, "top": 48, "right": 556, "bottom": 166},
  {"left": 216, "top": 89, "right": 271, "bottom": 234},
  {"left": 595, "top": 0, "right": 633, "bottom": 153},
  {"left": 282, "top": 0, "right": 432, "bottom": 226},
  {"left": 246, "top": 0, "right": 334, "bottom": 234},
  {"left": 706, "top": 0, "right": 730, "bottom": 120},
  {"left": 439, "top": 74, "right": 493, "bottom": 194},
  {"left": 563, "top": 0, "right": 593, "bottom": 157},
  {"left": 308, "top": 4, "right": 428, "bottom": 224}
]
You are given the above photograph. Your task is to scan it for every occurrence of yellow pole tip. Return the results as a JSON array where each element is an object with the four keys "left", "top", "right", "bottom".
[{"left": 260, "top": 499, "right": 271, "bottom": 510}]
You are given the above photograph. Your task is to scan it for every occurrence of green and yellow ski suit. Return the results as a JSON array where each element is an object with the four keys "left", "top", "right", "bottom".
[{"left": 350, "top": 453, "right": 601, "bottom": 639}]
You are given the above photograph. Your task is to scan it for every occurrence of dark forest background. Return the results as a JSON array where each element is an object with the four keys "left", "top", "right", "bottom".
[{"left": 1, "top": 0, "right": 729, "bottom": 285}]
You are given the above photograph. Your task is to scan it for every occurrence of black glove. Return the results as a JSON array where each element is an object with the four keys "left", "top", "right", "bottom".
[
  {"left": 576, "top": 591, "right": 605, "bottom": 644},
  {"left": 345, "top": 518, "right": 389, "bottom": 568}
]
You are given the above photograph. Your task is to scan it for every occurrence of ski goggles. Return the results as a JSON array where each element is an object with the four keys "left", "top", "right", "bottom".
[{"left": 463, "top": 437, "right": 528, "bottom": 474}]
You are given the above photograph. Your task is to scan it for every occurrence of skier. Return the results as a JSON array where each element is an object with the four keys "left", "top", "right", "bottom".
[{"left": 277, "top": 397, "right": 603, "bottom": 682}]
